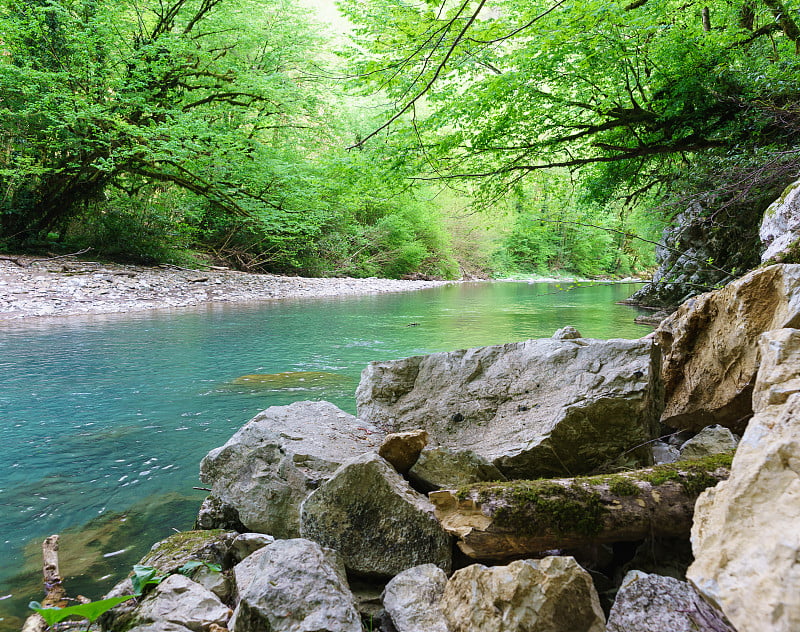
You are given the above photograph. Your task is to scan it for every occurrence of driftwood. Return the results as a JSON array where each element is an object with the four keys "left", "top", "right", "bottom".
[
  {"left": 430, "top": 456, "right": 731, "bottom": 560},
  {"left": 21, "top": 535, "right": 68, "bottom": 632}
]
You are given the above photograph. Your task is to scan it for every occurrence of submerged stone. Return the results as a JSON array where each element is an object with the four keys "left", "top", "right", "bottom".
[{"left": 225, "top": 371, "right": 352, "bottom": 390}]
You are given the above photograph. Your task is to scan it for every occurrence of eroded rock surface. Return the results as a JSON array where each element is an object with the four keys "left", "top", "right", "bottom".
[
  {"left": 229, "top": 538, "right": 362, "bottom": 632},
  {"left": 656, "top": 264, "right": 800, "bottom": 431},
  {"left": 383, "top": 564, "right": 449, "bottom": 632},
  {"left": 300, "top": 452, "right": 452, "bottom": 578},
  {"left": 440, "top": 557, "right": 605, "bottom": 632},
  {"left": 198, "top": 401, "right": 384, "bottom": 537},
  {"left": 356, "top": 337, "right": 662, "bottom": 478},
  {"left": 688, "top": 328, "right": 800, "bottom": 632},
  {"left": 607, "top": 571, "right": 734, "bottom": 632}
]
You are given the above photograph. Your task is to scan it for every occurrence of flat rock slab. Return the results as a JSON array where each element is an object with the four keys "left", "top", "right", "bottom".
[
  {"left": 356, "top": 337, "right": 662, "bottom": 478},
  {"left": 199, "top": 401, "right": 384, "bottom": 537}
]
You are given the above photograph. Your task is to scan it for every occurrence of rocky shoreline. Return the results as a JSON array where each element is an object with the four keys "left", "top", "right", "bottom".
[
  {"left": 20, "top": 264, "right": 800, "bottom": 632},
  {"left": 0, "top": 255, "right": 450, "bottom": 320}
]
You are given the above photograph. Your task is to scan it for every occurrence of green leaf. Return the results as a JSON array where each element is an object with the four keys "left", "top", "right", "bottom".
[
  {"left": 131, "top": 565, "right": 163, "bottom": 596},
  {"left": 29, "top": 595, "right": 134, "bottom": 625},
  {"left": 177, "top": 560, "right": 222, "bottom": 575}
]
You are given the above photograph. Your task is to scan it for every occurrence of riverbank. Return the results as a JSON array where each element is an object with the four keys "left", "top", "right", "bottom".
[{"left": 0, "top": 254, "right": 451, "bottom": 320}]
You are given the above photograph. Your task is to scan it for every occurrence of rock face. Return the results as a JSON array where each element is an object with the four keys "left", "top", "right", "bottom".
[
  {"left": 382, "top": 564, "right": 449, "bottom": 632},
  {"left": 408, "top": 446, "right": 507, "bottom": 492},
  {"left": 761, "top": 178, "right": 800, "bottom": 263},
  {"left": 656, "top": 264, "right": 800, "bottom": 431},
  {"left": 229, "top": 538, "right": 362, "bottom": 632},
  {"left": 356, "top": 337, "right": 662, "bottom": 478},
  {"left": 300, "top": 452, "right": 452, "bottom": 578},
  {"left": 624, "top": 200, "right": 764, "bottom": 308},
  {"left": 688, "top": 328, "right": 800, "bottom": 632},
  {"left": 440, "top": 557, "right": 605, "bottom": 632},
  {"left": 198, "top": 401, "right": 384, "bottom": 537},
  {"left": 607, "top": 571, "right": 735, "bottom": 632}
]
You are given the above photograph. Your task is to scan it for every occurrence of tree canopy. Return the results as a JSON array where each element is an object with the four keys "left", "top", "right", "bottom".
[{"left": 340, "top": 0, "right": 800, "bottom": 207}]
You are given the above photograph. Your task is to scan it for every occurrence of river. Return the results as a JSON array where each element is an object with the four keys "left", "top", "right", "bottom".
[{"left": 0, "top": 280, "right": 650, "bottom": 628}]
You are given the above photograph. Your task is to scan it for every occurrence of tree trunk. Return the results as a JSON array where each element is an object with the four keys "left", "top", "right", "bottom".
[
  {"left": 21, "top": 535, "right": 68, "bottom": 632},
  {"left": 430, "top": 457, "right": 731, "bottom": 561}
]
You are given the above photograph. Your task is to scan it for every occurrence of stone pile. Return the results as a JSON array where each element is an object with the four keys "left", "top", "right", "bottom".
[{"left": 95, "top": 263, "right": 800, "bottom": 632}]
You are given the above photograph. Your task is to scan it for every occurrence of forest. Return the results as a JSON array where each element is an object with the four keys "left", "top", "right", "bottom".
[{"left": 1, "top": 0, "right": 799, "bottom": 280}]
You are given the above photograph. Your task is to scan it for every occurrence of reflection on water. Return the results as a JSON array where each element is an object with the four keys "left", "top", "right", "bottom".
[{"left": 0, "top": 281, "right": 650, "bottom": 625}]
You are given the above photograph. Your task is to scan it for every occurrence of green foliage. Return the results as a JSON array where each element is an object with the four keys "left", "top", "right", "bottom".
[
  {"left": 490, "top": 175, "right": 658, "bottom": 277},
  {"left": 177, "top": 560, "right": 222, "bottom": 575},
  {"left": 130, "top": 564, "right": 165, "bottom": 597},
  {"left": 29, "top": 595, "right": 134, "bottom": 626},
  {"left": 340, "top": 0, "right": 800, "bottom": 258}
]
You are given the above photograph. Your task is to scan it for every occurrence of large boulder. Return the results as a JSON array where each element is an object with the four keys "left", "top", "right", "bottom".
[
  {"left": 606, "top": 571, "right": 734, "bottom": 632},
  {"left": 687, "top": 328, "right": 800, "bottom": 632},
  {"left": 440, "top": 557, "right": 605, "bottom": 632},
  {"left": 761, "top": 178, "right": 800, "bottom": 263},
  {"left": 198, "top": 401, "right": 384, "bottom": 537},
  {"left": 382, "top": 564, "right": 449, "bottom": 632},
  {"left": 656, "top": 264, "right": 800, "bottom": 431},
  {"left": 300, "top": 452, "right": 452, "bottom": 578},
  {"left": 356, "top": 337, "right": 662, "bottom": 478},
  {"left": 229, "top": 538, "right": 362, "bottom": 632}
]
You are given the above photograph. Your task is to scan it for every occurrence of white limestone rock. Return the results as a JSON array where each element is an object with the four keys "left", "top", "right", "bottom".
[
  {"left": 656, "top": 264, "right": 800, "bottom": 431},
  {"left": 687, "top": 328, "right": 800, "bottom": 632},
  {"left": 382, "top": 564, "right": 449, "bottom": 632},
  {"left": 678, "top": 425, "right": 738, "bottom": 460},
  {"left": 761, "top": 178, "right": 800, "bottom": 263},
  {"left": 132, "top": 574, "right": 232, "bottom": 632}
]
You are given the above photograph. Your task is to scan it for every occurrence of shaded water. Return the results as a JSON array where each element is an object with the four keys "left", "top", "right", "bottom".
[{"left": 0, "top": 281, "right": 650, "bottom": 626}]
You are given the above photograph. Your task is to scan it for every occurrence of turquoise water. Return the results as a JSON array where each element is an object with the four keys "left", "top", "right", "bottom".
[{"left": 0, "top": 281, "right": 650, "bottom": 626}]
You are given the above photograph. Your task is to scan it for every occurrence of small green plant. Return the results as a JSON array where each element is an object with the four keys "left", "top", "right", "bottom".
[
  {"left": 29, "top": 595, "right": 134, "bottom": 628},
  {"left": 177, "top": 560, "right": 223, "bottom": 576},
  {"left": 131, "top": 564, "right": 166, "bottom": 596}
]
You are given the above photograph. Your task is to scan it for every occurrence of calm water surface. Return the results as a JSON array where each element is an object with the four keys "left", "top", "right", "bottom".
[{"left": 0, "top": 281, "right": 650, "bottom": 626}]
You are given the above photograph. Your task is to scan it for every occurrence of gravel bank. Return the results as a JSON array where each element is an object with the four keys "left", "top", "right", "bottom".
[{"left": 0, "top": 255, "right": 451, "bottom": 320}]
